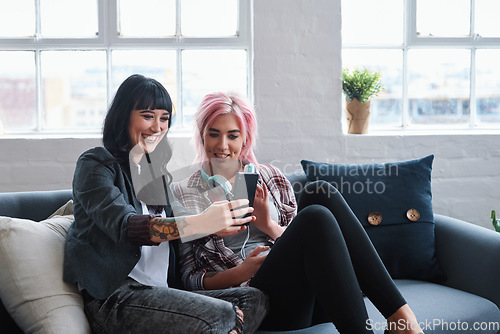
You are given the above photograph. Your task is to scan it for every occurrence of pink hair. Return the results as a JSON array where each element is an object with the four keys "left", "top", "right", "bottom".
[{"left": 193, "top": 92, "right": 259, "bottom": 167}]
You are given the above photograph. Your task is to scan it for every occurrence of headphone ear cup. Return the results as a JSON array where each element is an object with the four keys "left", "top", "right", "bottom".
[
  {"left": 200, "top": 166, "right": 232, "bottom": 196},
  {"left": 210, "top": 174, "right": 232, "bottom": 195}
]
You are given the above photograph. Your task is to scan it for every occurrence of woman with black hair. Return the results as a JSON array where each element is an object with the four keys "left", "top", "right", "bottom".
[{"left": 63, "top": 74, "right": 268, "bottom": 334}]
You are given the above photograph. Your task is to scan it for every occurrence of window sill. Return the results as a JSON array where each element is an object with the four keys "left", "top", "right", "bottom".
[
  {"left": 0, "top": 133, "right": 102, "bottom": 140},
  {"left": 344, "top": 127, "right": 500, "bottom": 137},
  {"left": 0, "top": 128, "right": 194, "bottom": 140}
]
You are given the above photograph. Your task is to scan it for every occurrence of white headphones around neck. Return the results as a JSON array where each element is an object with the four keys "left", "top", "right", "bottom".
[
  {"left": 200, "top": 166, "right": 233, "bottom": 196},
  {"left": 200, "top": 163, "right": 256, "bottom": 197}
]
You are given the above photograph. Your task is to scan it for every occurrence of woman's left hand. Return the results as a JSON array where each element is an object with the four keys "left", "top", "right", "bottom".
[
  {"left": 252, "top": 182, "right": 285, "bottom": 240},
  {"left": 252, "top": 182, "right": 273, "bottom": 230}
]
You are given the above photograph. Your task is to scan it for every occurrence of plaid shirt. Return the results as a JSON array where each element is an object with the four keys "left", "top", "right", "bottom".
[{"left": 171, "top": 164, "right": 297, "bottom": 290}]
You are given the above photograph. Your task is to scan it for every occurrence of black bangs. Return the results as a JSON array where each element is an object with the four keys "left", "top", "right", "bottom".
[{"left": 133, "top": 80, "right": 173, "bottom": 114}]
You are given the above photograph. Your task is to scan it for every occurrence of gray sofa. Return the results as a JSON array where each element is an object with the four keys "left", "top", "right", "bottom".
[{"left": 1, "top": 172, "right": 500, "bottom": 334}]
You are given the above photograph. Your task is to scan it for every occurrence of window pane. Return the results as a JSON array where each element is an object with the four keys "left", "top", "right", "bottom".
[
  {"left": 476, "top": 0, "right": 500, "bottom": 37},
  {"left": 111, "top": 50, "right": 177, "bottom": 112},
  {"left": 0, "top": 0, "right": 35, "bottom": 37},
  {"left": 342, "top": 49, "right": 403, "bottom": 127},
  {"left": 40, "top": 0, "right": 98, "bottom": 37},
  {"left": 41, "top": 51, "right": 106, "bottom": 130},
  {"left": 408, "top": 49, "right": 470, "bottom": 125},
  {"left": 119, "top": 0, "right": 175, "bottom": 37},
  {"left": 341, "top": 0, "right": 403, "bottom": 45},
  {"left": 476, "top": 50, "right": 500, "bottom": 123},
  {"left": 0, "top": 52, "right": 36, "bottom": 131},
  {"left": 182, "top": 0, "right": 238, "bottom": 37},
  {"left": 417, "top": 0, "right": 470, "bottom": 37},
  {"left": 182, "top": 50, "right": 247, "bottom": 126}
]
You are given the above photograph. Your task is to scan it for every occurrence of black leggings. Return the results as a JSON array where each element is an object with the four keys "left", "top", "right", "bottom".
[{"left": 249, "top": 180, "right": 406, "bottom": 333}]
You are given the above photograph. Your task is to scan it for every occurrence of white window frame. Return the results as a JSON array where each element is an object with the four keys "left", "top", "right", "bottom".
[
  {"left": 0, "top": 0, "right": 253, "bottom": 136},
  {"left": 342, "top": 0, "right": 500, "bottom": 131},
  {"left": 406, "top": 0, "right": 500, "bottom": 130}
]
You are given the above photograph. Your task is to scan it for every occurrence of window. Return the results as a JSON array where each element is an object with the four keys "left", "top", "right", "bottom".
[
  {"left": 0, "top": 0, "right": 251, "bottom": 135},
  {"left": 342, "top": 0, "right": 500, "bottom": 130}
]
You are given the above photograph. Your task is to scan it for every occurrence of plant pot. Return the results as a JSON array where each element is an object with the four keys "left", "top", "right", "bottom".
[{"left": 345, "top": 98, "right": 371, "bottom": 134}]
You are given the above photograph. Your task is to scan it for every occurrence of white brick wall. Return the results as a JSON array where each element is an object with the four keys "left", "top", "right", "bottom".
[
  {"left": 1, "top": 0, "right": 499, "bottom": 230},
  {"left": 251, "top": 0, "right": 500, "bottom": 230},
  {"left": 0, "top": 138, "right": 101, "bottom": 192}
]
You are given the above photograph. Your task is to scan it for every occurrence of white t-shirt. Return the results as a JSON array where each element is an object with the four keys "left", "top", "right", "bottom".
[{"left": 128, "top": 201, "right": 170, "bottom": 287}]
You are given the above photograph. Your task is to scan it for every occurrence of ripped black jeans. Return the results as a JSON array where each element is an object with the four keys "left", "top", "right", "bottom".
[{"left": 83, "top": 278, "right": 268, "bottom": 334}]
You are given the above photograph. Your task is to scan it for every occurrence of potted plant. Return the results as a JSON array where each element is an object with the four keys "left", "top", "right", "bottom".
[
  {"left": 492, "top": 210, "right": 500, "bottom": 232},
  {"left": 342, "top": 67, "right": 384, "bottom": 134}
]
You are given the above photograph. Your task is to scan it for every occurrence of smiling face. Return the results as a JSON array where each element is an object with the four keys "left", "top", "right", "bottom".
[
  {"left": 203, "top": 113, "right": 245, "bottom": 176},
  {"left": 128, "top": 108, "right": 170, "bottom": 155}
]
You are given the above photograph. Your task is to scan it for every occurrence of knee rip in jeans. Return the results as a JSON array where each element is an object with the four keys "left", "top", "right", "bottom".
[{"left": 229, "top": 305, "right": 244, "bottom": 334}]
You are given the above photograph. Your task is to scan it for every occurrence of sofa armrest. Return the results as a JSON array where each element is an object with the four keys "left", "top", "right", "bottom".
[
  {"left": 0, "top": 190, "right": 72, "bottom": 221},
  {"left": 284, "top": 171, "right": 308, "bottom": 200},
  {"left": 434, "top": 214, "right": 500, "bottom": 308}
]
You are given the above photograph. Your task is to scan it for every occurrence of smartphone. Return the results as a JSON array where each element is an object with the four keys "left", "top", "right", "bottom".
[{"left": 232, "top": 172, "right": 259, "bottom": 223}]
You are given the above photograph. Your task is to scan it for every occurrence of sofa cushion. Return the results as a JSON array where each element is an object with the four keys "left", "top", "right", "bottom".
[
  {"left": 366, "top": 280, "right": 500, "bottom": 334},
  {"left": 256, "top": 322, "right": 337, "bottom": 334},
  {"left": 301, "top": 155, "right": 443, "bottom": 281},
  {"left": 0, "top": 200, "right": 91, "bottom": 334},
  {"left": 0, "top": 189, "right": 73, "bottom": 222},
  {"left": 257, "top": 279, "right": 500, "bottom": 334}
]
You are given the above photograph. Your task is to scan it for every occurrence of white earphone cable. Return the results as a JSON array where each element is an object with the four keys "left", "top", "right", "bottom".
[{"left": 239, "top": 227, "right": 251, "bottom": 259}]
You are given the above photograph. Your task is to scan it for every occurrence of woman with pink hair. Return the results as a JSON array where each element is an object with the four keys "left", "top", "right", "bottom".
[
  {"left": 192, "top": 91, "right": 259, "bottom": 166},
  {"left": 173, "top": 92, "right": 424, "bottom": 334}
]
